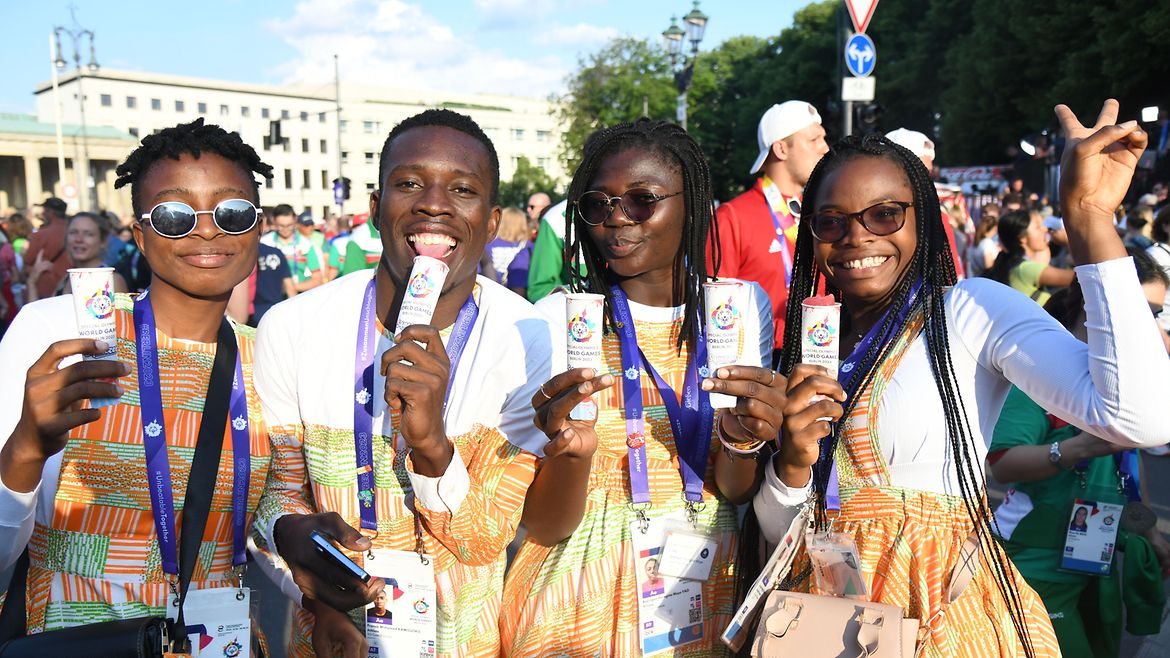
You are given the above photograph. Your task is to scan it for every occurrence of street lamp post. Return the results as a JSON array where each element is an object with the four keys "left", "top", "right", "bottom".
[
  {"left": 53, "top": 9, "right": 99, "bottom": 212},
  {"left": 661, "top": 1, "right": 708, "bottom": 131}
]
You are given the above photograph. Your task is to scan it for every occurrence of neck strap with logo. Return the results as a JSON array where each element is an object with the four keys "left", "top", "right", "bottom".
[
  {"left": 609, "top": 285, "right": 713, "bottom": 519},
  {"left": 814, "top": 280, "right": 925, "bottom": 512},
  {"left": 761, "top": 177, "right": 801, "bottom": 288},
  {"left": 133, "top": 289, "right": 251, "bottom": 577},
  {"left": 352, "top": 277, "right": 479, "bottom": 533}
]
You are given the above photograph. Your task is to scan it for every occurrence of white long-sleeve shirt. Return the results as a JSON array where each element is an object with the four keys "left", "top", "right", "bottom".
[{"left": 754, "top": 258, "right": 1170, "bottom": 544}]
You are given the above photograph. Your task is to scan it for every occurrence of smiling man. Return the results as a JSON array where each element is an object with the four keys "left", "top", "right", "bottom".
[{"left": 252, "top": 109, "right": 556, "bottom": 658}]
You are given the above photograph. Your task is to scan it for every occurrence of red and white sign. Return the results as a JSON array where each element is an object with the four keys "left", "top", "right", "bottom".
[{"left": 845, "top": 0, "right": 880, "bottom": 34}]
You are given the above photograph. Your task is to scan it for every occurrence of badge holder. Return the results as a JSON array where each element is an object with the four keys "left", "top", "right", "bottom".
[
  {"left": 359, "top": 520, "right": 438, "bottom": 657},
  {"left": 806, "top": 526, "right": 869, "bottom": 601},
  {"left": 1060, "top": 499, "right": 1123, "bottom": 576},
  {"left": 657, "top": 506, "right": 719, "bottom": 583},
  {"left": 166, "top": 567, "right": 252, "bottom": 658},
  {"left": 629, "top": 510, "right": 706, "bottom": 657}
]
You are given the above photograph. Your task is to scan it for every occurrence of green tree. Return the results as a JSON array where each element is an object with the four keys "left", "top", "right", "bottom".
[
  {"left": 556, "top": 37, "right": 676, "bottom": 174},
  {"left": 498, "top": 156, "right": 561, "bottom": 210}
]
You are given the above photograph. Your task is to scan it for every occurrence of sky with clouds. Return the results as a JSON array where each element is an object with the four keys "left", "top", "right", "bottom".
[{"left": 1, "top": 0, "right": 807, "bottom": 113}]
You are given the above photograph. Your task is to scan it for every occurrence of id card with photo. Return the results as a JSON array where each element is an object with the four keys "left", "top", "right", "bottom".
[
  {"left": 631, "top": 513, "right": 705, "bottom": 656},
  {"left": 362, "top": 549, "right": 438, "bottom": 657},
  {"left": 1060, "top": 499, "right": 1123, "bottom": 576},
  {"left": 167, "top": 585, "right": 250, "bottom": 658},
  {"left": 807, "top": 532, "right": 869, "bottom": 600}
]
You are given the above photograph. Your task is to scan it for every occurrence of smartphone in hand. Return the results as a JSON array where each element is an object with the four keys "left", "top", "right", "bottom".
[{"left": 309, "top": 530, "right": 372, "bottom": 584}]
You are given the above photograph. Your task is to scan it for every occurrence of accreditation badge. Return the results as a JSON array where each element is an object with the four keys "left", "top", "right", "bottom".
[
  {"left": 167, "top": 585, "right": 251, "bottom": 658},
  {"left": 630, "top": 513, "right": 707, "bottom": 656},
  {"left": 362, "top": 548, "right": 438, "bottom": 657},
  {"left": 1060, "top": 498, "right": 1124, "bottom": 576}
]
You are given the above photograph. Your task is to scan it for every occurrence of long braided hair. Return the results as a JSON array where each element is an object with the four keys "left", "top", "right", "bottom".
[
  {"left": 564, "top": 118, "right": 720, "bottom": 353},
  {"left": 777, "top": 134, "right": 1036, "bottom": 655}
]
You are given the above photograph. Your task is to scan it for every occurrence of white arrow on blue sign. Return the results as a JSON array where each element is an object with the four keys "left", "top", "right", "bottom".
[{"left": 845, "top": 33, "right": 876, "bottom": 78}]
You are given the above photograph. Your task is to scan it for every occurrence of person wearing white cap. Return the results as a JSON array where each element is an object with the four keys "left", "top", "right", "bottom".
[
  {"left": 707, "top": 100, "right": 827, "bottom": 364},
  {"left": 885, "top": 127, "right": 968, "bottom": 277}
]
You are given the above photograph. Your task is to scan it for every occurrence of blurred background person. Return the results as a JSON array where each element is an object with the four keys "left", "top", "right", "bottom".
[
  {"left": 483, "top": 206, "right": 530, "bottom": 289},
  {"left": 22, "top": 198, "right": 71, "bottom": 300},
  {"left": 967, "top": 204, "right": 1001, "bottom": 277},
  {"left": 984, "top": 209, "right": 1075, "bottom": 304},
  {"left": 26, "top": 212, "right": 127, "bottom": 302}
]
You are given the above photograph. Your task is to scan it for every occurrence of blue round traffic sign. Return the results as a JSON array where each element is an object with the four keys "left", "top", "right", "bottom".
[{"left": 845, "top": 34, "right": 876, "bottom": 77}]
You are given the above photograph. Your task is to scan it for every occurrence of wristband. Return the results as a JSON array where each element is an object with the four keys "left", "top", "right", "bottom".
[{"left": 717, "top": 414, "right": 765, "bottom": 456}]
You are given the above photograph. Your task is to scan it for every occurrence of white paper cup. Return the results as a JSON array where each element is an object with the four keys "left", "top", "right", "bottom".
[
  {"left": 68, "top": 267, "right": 118, "bottom": 408},
  {"left": 800, "top": 298, "right": 841, "bottom": 379},
  {"left": 703, "top": 281, "right": 745, "bottom": 409},
  {"left": 565, "top": 293, "right": 605, "bottom": 421},
  {"left": 801, "top": 297, "right": 841, "bottom": 420},
  {"left": 394, "top": 256, "right": 450, "bottom": 336}
]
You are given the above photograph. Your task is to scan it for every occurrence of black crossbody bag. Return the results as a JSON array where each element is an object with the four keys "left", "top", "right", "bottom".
[{"left": 0, "top": 319, "right": 238, "bottom": 658}]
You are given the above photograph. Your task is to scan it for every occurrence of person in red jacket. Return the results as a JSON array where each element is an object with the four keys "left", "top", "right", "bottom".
[{"left": 708, "top": 101, "right": 828, "bottom": 365}]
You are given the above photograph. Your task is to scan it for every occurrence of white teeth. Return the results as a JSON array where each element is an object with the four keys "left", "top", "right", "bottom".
[
  {"left": 841, "top": 256, "right": 889, "bottom": 270},
  {"left": 408, "top": 233, "right": 457, "bottom": 246}
]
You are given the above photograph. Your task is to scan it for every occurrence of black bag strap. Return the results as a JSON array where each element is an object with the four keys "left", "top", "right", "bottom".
[
  {"left": 0, "top": 318, "right": 239, "bottom": 651},
  {"left": 170, "top": 318, "right": 238, "bottom": 652}
]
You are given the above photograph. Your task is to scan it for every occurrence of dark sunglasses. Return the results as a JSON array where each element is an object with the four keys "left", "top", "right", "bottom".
[
  {"left": 574, "top": 189, "right": 683, "bottom": 226},
  {"left": 139, "top": 199, "right": 262, "bottom": 238},
  {"left": 809, "top": 201, "right": 913, "bottom": 243}
]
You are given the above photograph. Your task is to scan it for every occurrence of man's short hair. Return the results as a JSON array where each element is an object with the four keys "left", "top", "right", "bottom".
[
  {"left": 378, "top": 109, "right": 500, "bottom": 204},
  {"left": 272, "top": 203, "right": 296, "bottom": 219}
]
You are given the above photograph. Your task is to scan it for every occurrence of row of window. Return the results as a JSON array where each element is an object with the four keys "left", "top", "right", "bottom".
[
  {"left": 99, "top": 94, "right": 328, "bottom": 123},
  {"left": 335, "top": 119, "right": 550, "bottom": 142},
  {"left": 263, "top": 169, "right": 335, "bottom": 191}
]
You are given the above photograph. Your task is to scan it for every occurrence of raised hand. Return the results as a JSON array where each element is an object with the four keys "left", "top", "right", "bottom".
[
  {"left": 381, "top": 324, "right": 453, "bottom": 476},
  {"left": 1, "top": 339, "right": 127, "bottom": 493},
  {"left": 1054, "top": 99, "right": 1147, "bottom": 266},
  {"left": 531, "top": 368, "right": 616, "bottom": 460},
  {"left": 774, "top": 364, "right": 846, "bottom": 488},
  {"left": 702, "top": 365, "right": 787, "bottom": 445}
]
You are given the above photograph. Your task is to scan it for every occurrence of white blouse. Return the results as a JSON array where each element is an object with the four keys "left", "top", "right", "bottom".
[{"left": 754, "top": 257, "right": 1170, "bottom": 544}]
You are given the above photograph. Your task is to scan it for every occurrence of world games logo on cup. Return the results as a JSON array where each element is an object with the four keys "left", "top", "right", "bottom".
[
  {"left": 568, "top": 307, "right": 597, "bottom": 343},
  {"left": 703, "top": 281, "right": 745, "bottom": 409},
  {"left": 806, "top": 317, "right": 836, "bottom": 348},
  {"left": 710, "top": 297, "right": 739, "bottom": 331},
  {"left": 85, "top": 281, "right": 115, "bottom": 320},
  {"left": 407, "top": 269, "right": 437, "bottom": 298}
]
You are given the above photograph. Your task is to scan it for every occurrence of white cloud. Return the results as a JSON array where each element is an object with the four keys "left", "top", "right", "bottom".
[
  {"left": 535, "top": 22, "right": 619, "bottom": 47},
  {"left": 266, "top": 0, "right": 570, "bottom": 97}
]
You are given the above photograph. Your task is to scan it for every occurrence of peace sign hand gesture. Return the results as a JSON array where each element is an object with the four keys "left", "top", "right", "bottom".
[{"left": 1054, "top": 99, "right": 1147, "bottom": 264}]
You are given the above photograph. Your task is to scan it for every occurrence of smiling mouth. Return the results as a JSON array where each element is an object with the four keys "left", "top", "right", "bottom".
[
  {"left": 407, "top": 232, "right": 458, "bottom": 260},
  {"left": 838, "top": 256, "right": 890, "bottom": 270}
]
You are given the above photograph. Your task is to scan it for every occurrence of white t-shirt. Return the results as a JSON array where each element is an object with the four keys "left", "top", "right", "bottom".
[{"left": 754, "top": 258, "right": 1170, "bottom": 544}]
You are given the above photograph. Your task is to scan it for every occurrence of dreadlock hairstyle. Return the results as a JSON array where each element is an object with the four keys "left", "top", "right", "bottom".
[
  {"left": 563, "top": 118, "right": 719, "bottom": 353},
  {"left": 114, "top": 118, "right": 273, "bottom": 215},
  {"left": 378, "top": 108, "right": 500, "bottom": 204},
  {"left": 982, "top": 210, "right": 1032, "bottom": 285},
  {"left": 772, "top": 134, "right": 1036, "bottom": 656}
]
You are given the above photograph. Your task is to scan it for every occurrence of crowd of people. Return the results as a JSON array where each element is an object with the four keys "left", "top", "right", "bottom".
[{"left": 0, "top": 94, "right": 1166, "bottom": 658}]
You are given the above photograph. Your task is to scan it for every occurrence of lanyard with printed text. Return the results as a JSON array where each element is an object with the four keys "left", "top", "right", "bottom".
[
  {"left": 761, "top": 178, "right": 800, "bottom": 288},
  {"left": 352, "top": 277, "right": 479, "bottom": 533},
  {"left": 610, "top": 285, "right": 713, "bottom": 519},
  {"left": 815, "top": 280, "right": 924, "bottom": 512},
  {"left": 133, "top": 289, "right": 251, "bottom": 576}
]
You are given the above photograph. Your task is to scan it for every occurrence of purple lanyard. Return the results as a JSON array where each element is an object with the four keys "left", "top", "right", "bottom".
[
  {"left": 133, "top": 289, "right": 251, "bottom": 576},
  {"left": 352, "top": 278, "right": 479, "bottom": 532},
  {"left": 763, "top": 184, "right": 799, "bottom": 288},
  {"left": 817, "top": 280, "right": 924, "bottom": 512},
  {"left": 609, "top": 285, "right": 713, "bottom": 507}
]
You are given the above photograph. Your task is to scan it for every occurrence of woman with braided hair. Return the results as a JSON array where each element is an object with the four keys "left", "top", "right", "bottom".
[
  {"left": 500, "top": 118, "right": 783, "bottom": 655},
  {"left": 750, "top": 100, "right": 1169, "bottom": 656}
]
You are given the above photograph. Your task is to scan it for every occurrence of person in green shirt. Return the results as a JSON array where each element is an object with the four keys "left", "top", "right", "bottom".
[
  {"left": 990, "top": 247, "right": 1170, "bottom": 658},
  {"left": 985, "top": 210, "right": 1075, "bottom": 304}
]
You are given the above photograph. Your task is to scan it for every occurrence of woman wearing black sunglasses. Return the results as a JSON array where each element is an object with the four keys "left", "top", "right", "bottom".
[
  {"left": 0, "top": 119, "right": 279, "bottom": 650},
  {"left": 500, "top": 119, "right": 784, "bottom": 656}
]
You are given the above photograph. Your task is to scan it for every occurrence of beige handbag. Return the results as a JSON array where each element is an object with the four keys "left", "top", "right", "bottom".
[{"left": 729, "top": 506, "right": 980, "bottom": 658}]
